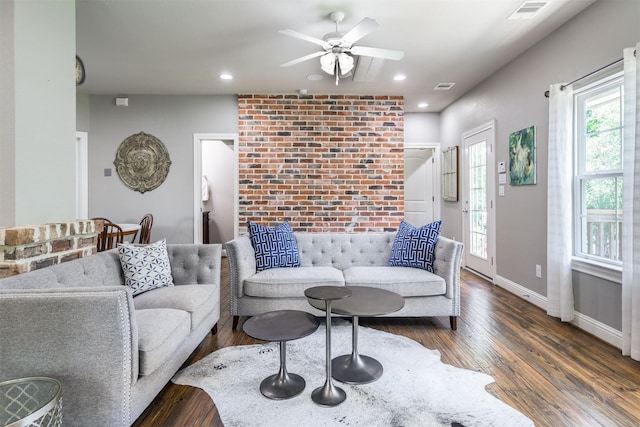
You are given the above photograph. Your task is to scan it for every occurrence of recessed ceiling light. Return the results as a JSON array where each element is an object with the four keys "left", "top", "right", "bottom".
[
  {"left": 219, "top": 73, "right": 233, "bottom": 80},
  {"left": 307, "top": 74, "right": 323, "bottom": 81},
  {"left": 393, "top": 74, "right": 407, "bottom": 81},
  {"left": 418, "top": 102, "right": 428, "bottom": 108}
]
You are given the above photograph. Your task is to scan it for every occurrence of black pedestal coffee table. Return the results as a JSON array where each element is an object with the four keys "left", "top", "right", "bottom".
[
  {"left": 309, "top": 286, "right": 404, "bottom": 384},
  {"left": 304, "top": 286, "right": 352, "bottom": 407},
  {"left": 243, "top": 310, "right": 319, "bottom": 400}
]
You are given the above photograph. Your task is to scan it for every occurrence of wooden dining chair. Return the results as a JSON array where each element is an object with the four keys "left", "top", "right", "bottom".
[
  {"left": 133, "top": 214, "right": 153, "bottom": 244},
  {"left": 91, "top": 217, "right": 112, "bottom": 229},
  {"left": 97, "top": 222, "right": 124, "bottom": 252}
]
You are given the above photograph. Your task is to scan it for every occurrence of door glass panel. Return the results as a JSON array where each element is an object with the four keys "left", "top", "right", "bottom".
[{"left": 469, "top": 141, "right": 487, "bottom": 260}]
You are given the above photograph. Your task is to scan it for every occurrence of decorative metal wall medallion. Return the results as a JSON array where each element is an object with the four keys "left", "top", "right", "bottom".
[{"left": 114, "top": 132, "right": 172, "bottom": 193}]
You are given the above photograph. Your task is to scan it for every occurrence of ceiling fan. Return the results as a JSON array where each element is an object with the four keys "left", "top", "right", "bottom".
[{"left": 280, "top": 11, "right": 404, "bottom": 85}]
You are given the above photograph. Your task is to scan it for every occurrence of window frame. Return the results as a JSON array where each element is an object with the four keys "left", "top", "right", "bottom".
[{"left": 571, "top": 72, "right": 624, "bottom": 284}]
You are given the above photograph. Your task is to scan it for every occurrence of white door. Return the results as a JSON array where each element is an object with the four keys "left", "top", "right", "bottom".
[
  {"left": 462, "top": 122, "right": 496, "bottom": 280},
  {"left": 404, "top": 148, "right": 436, "bottom": 225}
]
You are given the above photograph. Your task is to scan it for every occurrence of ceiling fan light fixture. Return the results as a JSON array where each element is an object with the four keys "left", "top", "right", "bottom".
[
  {"left": 337, "top": 53, "right": 354, "bottom": 74},
  {"left": 320, "top": 53, "right": 336, "bottom": 75}
]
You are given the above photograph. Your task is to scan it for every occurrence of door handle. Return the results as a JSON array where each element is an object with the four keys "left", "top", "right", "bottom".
[{"left": 462, "top": 209, "right": 469, "bottom": 213}]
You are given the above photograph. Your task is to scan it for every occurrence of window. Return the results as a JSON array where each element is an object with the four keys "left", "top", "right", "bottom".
[{"left": 574, "top": 74, "right": 624, "bottom": 269}]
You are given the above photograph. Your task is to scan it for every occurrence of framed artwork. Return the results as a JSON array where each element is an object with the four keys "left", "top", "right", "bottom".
[
  {"left": 442, "top": 146, "right": 458, "bottom": 201},
  {"left": 509, "top": 126, "right": 536, "bottom": 185}
]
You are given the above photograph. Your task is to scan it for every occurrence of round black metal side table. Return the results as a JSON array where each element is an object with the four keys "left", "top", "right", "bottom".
[
  {"left": 243, "top": 310, "right": 319, "bottom": 400},
  {"left": 304, "top": 286, "right": 352, "bottom": 407},
  {"left": 327, "top": 286, "right": 404, "bottom": 384}
]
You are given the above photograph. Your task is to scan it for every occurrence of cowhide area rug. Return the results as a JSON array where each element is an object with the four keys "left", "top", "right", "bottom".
[{"left": 172, "top": 320, "right": 534, "bottom": 427}]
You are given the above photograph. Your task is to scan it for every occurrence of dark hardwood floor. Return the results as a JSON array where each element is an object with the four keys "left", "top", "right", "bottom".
[{"left": 133, "top": 261, "right": 640, "bottom": 427}]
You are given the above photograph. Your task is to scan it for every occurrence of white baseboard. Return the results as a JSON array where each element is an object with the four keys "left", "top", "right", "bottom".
[
  {"left": 572, "top": 312, "right": 622, "bottom": 349},
  {"left": 494, "top": 275, "right": 622, "bottom": 349},
  {"left": 494, "top": 275, "right": 547, "bottom": 310}
]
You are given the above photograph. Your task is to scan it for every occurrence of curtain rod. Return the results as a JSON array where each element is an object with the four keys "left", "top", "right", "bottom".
[{"left": 543, "top": 50, "right": 636, "bottom": 98}]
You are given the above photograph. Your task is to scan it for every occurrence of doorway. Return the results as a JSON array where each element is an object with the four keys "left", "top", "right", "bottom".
[
  {"left": 404, "top": 143, "right": 441, "bottom": 225},
  {"left": 193, "top": 133, "right": 238, "bottom": 246},
  {"left": 75, "top": 131, "right": 88, "bottom": 219},
  {"left": 462, "top": 121, "right": 496, "bottom": 280}
]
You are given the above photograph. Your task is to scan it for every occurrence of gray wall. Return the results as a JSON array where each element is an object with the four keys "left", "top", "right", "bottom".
[
  {"left": 439, "top": 0, "right": 639, "bottom": 330},
  {"left": 76, "top": 93, "right": 90, "bottom": 132},
  {"left": 87, "top": 95, "right": 237, "bottom": 243}
]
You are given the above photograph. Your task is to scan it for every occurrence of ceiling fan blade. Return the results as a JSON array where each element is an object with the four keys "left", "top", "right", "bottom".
[
  {"left": 350, "top": 46, "right": 404, "bottom": 61},
  {"left": 281, "top": 50, "right": 326, "bottom": 68},
  {"left": 279, "top": 29, "right": 330, "bottom": 50},
  {"left": 342, "top": 17, "right": 379, "bottom": 45}
]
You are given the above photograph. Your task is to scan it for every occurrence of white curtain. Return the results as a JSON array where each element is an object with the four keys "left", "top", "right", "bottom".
[
  {"left": 622, "top": 44, "right": 640, "bottom": 361},
  {"left": 547, "top": 83, "right": 575, "bottom": 321}
]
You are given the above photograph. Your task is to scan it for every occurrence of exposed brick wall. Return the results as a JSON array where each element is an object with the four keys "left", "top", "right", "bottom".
[
  {"left": 238, "top": 94, "right": 404, "bottom": 233},
  {"left": 0, "top": 220, "right": 99, "bottom": 278}
]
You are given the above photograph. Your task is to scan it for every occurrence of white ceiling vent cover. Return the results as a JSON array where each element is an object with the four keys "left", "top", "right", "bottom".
[
  {"left": 434, "top": 83, "right": 455, "bottom": 90},
  {"left": 508, "top": 1, "right": 549, "bottom": 20}
]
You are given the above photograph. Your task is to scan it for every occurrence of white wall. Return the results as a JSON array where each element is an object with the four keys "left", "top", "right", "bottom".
[
  {"left": 405, "top": 112, "right": 440, "bottom": 143},
  {"left": 440, "top": 0, "right": 639, "bottom": 329},
  {"left": 88, "top": 95, "right": 237, "bottom": 243},
  {"left": 0, "top": 0, "right": 16, "bottom": 227},
  {"left": 1, "top": 0, "right": 76, "bottom": 227}
]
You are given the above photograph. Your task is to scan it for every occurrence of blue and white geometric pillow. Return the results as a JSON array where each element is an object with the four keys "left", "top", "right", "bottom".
[
  {"left": 247, "top": 220, "right": 301, "bottom": 272},
  {"left": 118, "top": 238, "right": 174, "bottom": 296},
  {"left": 389, "top": 220, "right": 442, "bottom": 272}
]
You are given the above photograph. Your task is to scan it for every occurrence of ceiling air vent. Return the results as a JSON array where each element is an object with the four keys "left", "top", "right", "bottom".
[
  {"left": 508, "top": 1, "right": 549, "bottom": 20},
  {"left": 434, "top": 83, "right": 455, "bottom": 91}
]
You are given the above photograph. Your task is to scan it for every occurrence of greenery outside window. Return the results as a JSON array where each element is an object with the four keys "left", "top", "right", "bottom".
[{"left": 573, "top": 73, "right": 624, "bottom": 278}]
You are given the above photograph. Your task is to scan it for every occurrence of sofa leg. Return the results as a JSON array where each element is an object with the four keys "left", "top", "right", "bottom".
[
  {"left": 232, "top": 316, "right": 239, "bottom": 330},
  {"left": 211, "top": 323, "right": 218, "bottom": 335},
  {"left": 450, "top": 316, "right": 458, "bottom": 330}
]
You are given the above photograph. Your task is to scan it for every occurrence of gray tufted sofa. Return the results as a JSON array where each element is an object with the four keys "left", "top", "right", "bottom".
[
  {"left": 226, "top": 233, "right": 463, "bottom": 331},
  {"left": 0, "top": 244, "right": 221, "bottom": 427}
]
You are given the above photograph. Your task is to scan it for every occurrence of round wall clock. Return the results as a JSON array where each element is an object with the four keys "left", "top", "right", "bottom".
[
  {"left": 76, "top": 55, "right": 85, "bottom": 86},
  {"left": 114, "top": 132, "right": 172, "bottom": 193}
]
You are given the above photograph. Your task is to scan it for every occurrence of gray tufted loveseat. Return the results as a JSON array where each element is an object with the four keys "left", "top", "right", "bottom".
[
  {"left": 226, "top": 233, "right": 463, "bottom": 331},
  {"left": 0, "top": 244, "right": 221, "bottom": 427}
]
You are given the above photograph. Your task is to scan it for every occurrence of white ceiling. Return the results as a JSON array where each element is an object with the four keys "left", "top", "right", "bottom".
[{"left": 75, "top": 0, "right": 597, "bottom": 113}]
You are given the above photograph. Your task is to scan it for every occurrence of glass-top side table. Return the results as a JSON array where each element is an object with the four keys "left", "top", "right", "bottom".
[
  {"left": 304, "top": 285, "right": 352, "bottom": 407},
  {"left": 0, "top": 377, "right": 62, "bottom": 427}
]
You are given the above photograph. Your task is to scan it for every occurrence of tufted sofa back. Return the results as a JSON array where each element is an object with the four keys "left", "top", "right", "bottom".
[
  {"left": 295, "top": 232, "right": 396, "bottom": 271},
  {"left": 0, "top": 244, "right": 219, "bottom": 290}
]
